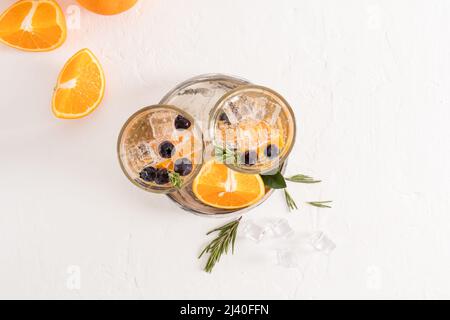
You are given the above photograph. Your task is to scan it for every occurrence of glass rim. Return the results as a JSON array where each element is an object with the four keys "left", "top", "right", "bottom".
[
  {"left": 117, "top": 104, "right": 205, "bottom": 194},
  {"left": 208, "top": 84, "right": 297, "bottom": 175},
  {"left": 159, "top": 73, "right": 250, "bottom": 105}
]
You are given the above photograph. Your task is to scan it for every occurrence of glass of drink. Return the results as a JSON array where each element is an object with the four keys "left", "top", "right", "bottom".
[
  {"left": 117, "top": 105, "right": 203, "bottom": 194},
  {"left": 210, "top": 85, "right": 296, "bottom": 175}
]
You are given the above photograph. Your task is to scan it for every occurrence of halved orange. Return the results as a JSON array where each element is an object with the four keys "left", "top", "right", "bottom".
[
  {"left": 52, "top": 48, "right": 105, "bottom": 119},
  {"left": 0, "top": 0, "right": 66, "bottom": 52},
  {"left": 193, "top": 159, "right": 265, "bottom": 209},
  {"left": 77, "top": 0, "right": 137, "bottom": 15}
]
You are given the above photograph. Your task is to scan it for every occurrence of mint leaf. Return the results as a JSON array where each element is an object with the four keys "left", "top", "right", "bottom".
[{"left": 260, "top": 171, "right": 287, "bottom": 189}]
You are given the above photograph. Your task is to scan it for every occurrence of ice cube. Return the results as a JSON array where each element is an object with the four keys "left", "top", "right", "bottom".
[
  {"left": 148, "top": 111, "right": 175, "bottom": 139},
  {"left": 276, "top": 249, "right": 299, "bottom": 268},
  {"left": 269, "top": 219, "right": 295, "bottom": 239},
  {"left": 309, "top": 231, "right": 336, "bottom": 255},
  {"left": 222, "top": 127, "right": 238, "bottom": 149},
  {"left": 222, "top": 103, "right": 239, "bottom": 124},
  {"left": 126, "top": 142, "right": 158, "bottom": 172},
  {"left": 240, "top": 220, "right": 267, "bottom": 243},
  {"left": 267, "top": 103, "right": 282, "bottom": 126},
  {"left": 252, "top": 97, "right": 268, "bottom": 120},
  {"left": 230, "top": 95, "right": 254, "bottom": 122},
  {"left": 231, "top": 95, "right": 268, "bottom": 122},
  {"left": 128, "top": 142, "right": 157, "bottom": 165},
  {"left": 137, "top": 143, "right": 157, "bottom": 162},
  {"left": 174, "top": 131, "right": 191, "bottom": 152},
  {"left": 237, "top": 96, "right": 253, "bottom": 119}
]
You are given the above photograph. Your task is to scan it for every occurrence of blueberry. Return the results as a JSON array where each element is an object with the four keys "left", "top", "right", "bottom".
[
  {"left": 218, "top": 112, "right": 231, "bottom": 125},
  {"left": 158, "top": 141, "right": 175, "bottom": 158},
  {"left": 155, "top": 168, "right": 170, "bottom": 185},
  {"left": 139, "top": 166, "right": 157, "bottom": 182},
  {"left": 174, "top": 158, "right": 193, "bottom": 176},
  {"left": 241, "top": 150, "right": 258, "bottom": 166},
  {"left": 264, "top": 144, "right": 279, "bottom": 159},
  {"left": 174, "top": 115, "right": 191, "bottom": 130}
]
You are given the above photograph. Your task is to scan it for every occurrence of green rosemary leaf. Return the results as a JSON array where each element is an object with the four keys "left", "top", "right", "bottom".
[
  {"left": 306, "top": 201, "right": 333, "bottom": 208},
  {"left": 260, "top": 171, "right": 287, "bottom": 189},
  {"left": 284, "top": 189, "right": 298, "bottom": 211},
  {"left": 198, "top": 246, "right": 208, "bottom": 259},
  {"left": 199, "top": 217, "right": 242, "bottom": 273},
  {"left": 231, "top": 227, "right": 237, "bottom": 254},
  {"left": 169, "top": 172, "right": 182, "bottom": 189},
  {"left": 206, "top": 218, "right": 238, "bottom": 235},
  {"left": 286, "top": 174, "right": 321, "bottom": 184}
]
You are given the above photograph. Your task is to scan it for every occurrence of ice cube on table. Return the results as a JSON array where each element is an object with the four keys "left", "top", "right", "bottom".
[
  {"left": 309, "top": 231, "right": 336, "bottom": 255},
  {"left": 240, "top": 220, "right": 267, "bottom": 243},
  {"left": 148, "top": 111, "right": 175, "bottom": 139},
  {"left": 269, "top": 219, "right": 295, "bottom": 239},
  {"left": 276, "top": 249, "right": 299, "bottom": 268}
]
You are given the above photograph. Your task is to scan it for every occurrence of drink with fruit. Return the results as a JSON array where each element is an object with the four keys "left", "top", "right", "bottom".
[
  {"left": 211, "top": 85, "right": 296, "bottom": 175},
  {"left": 118, "top": 75, "right": 296, "bottom": 216},
  {"left": 117, "top": 105, "right": 203, "bottom": 193}
]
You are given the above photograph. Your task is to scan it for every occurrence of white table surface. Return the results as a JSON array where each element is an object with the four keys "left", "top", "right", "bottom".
[{"left": 1, "top": 0, "right": 449, "bottom": 299}]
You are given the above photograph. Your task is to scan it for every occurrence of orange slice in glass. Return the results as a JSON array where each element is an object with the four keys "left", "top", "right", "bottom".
[
  {"left": 156, "top": 159, "right": 174, "bottom": 171},
  {"left": 0, "top": 0, "right": 66, "bottom": 52},
  {"left": 193, "top": 159, "right": 265, "bottom": 209},
  {"left": 52, "top": 48, "right": 105, "bottom": 119}
]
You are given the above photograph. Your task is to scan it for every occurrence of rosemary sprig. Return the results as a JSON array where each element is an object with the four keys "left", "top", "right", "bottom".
[
  {"left": 199, "top": 217, "right": 241, "bottom": 273},
  {"left": 307, "top": 201, "right": 333, "bottom": 208},
  {"left": 214, "top": 145, "right": 237, "bottom": 164},
  {"left": 284, "top": 189, "right": 298, "bottom": 211},
  {"left": 169, "top": 172, "right": 182, "bottom": 189},
  {"left": 286, "top": 174, "right": 321, "bottom": 184},
  {"left": 261, "top": 171, "right": 297, "bottom": 211},
  {"left": 261, "top": 170, "right": 331, "bottom": 212}
]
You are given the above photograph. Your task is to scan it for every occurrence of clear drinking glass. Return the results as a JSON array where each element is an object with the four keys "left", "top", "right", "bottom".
[
  {"left": 117, "top": 105, "right": 203, "bottom": 194},
  {"left": 210, "top": 85, "right": 296, "bottom": 175}
]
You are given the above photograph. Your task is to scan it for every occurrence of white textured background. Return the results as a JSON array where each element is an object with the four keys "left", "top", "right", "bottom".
[{"left": 1, "top": 0, "right": 450, "bottom": 299}]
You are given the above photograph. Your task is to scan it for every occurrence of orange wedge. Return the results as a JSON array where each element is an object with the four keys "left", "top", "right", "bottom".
[
  {"left": 0, "top": 0, "right": 66, "bottom": 52},
  {"left": 156, "top": 159, "right": 174, "bottom": 171},
  {"left": 193, "top": 159, "right": 265, "bottom": 209},
  {"left": 52, "top": 48, "right": 105, "bottom": 119}
]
